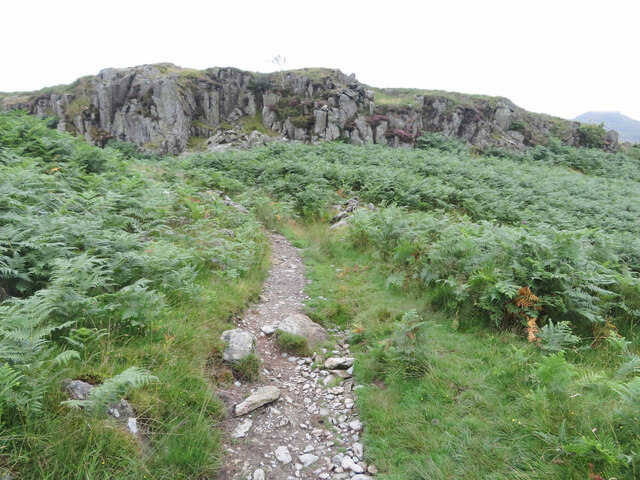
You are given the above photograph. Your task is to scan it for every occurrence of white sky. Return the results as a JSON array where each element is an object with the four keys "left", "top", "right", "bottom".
[{"left": 1, "top": 0, "right": 638, "bottom": 120}]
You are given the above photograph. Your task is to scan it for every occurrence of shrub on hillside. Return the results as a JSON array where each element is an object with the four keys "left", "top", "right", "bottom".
[{"left": 577, "top": 122, "right": 606, "bottom": 148}]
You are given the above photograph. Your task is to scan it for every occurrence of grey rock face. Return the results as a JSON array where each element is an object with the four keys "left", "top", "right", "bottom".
[
  {"left": 277, "top": 314, "right": 328, "bottom": 348},
  {"left": 494, "top": 99, "right": 517, "bottom": 131},
  {"left": 4, "top": 63, "right": 592, "bottom": 154},
  {"left": 221, "top": 328, "right": 256, "bottom": 364},
  {"left": 605, "top": 130, "right": 619, "bottom": 150},
  {"left": 234, "top": 385, "right": 280, "bottom": 416}
]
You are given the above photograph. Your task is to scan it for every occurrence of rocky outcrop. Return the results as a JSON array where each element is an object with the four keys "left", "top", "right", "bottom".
[{"left": 0, "top": 63, "right": 619, "bottom": 153}]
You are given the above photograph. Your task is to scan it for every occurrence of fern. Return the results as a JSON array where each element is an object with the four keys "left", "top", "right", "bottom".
[
  {"left": 0, "top": 362, "right": 27, "bottom": 421},
  {"left": 615, "top": 354, "right": 640, "bottom": 379},
  {"left": 63, "top": 367, "right": 157, "bottom": 413},
  {"left": 536, "top": 321, "right": 580, "bottom": 353},
  {"left": 614, "top": 377, "right": 640, "bottom": 437}
]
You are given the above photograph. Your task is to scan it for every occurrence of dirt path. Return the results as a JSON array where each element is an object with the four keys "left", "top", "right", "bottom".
[{"left": 216, "top": 232, "right": 375, "bottom": 480}]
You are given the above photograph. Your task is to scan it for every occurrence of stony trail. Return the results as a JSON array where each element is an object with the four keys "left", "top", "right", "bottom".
[{"left": 216, "top": 232, "right": 375, "bottom": 480}]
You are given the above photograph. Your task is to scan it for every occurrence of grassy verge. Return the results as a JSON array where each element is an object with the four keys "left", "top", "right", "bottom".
[
  {"left": 283, "top": 222, "right": 638, "bottom": 480},
  {"left": 3, "top": 239, "right": 269, "bottom": 480}
]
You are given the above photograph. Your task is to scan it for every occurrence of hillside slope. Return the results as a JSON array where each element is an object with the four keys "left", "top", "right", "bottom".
[
  {"left": 0, "top": 64, "right": 619, "bottom": 154},
  {"left": 2, "top": 111, "right": 639, "bottom": 480},
  {"left": 574, "top": 111, "right": 640, "bottom": 143}
]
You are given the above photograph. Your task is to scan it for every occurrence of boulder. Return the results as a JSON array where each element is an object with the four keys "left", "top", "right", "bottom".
[
  {"left": 63, "top": 379, "right": 93, "bottom": 400},
  {"left": 605, "top": 130, "right": 619, "bottom": 150},
  {"left": 277, "top": 314, "right": 328, "bottom": 348},
  {"left": 221, "top": 328, "right": 256, "bottom": 364},
  {"left": 234, "top": 385, "right": 280, "bottom": 416},
  {"left": 314, "top": 109, "right": 328, "bottom": 134}
]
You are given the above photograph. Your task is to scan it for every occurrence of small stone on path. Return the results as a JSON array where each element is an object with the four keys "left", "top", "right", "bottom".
[
  {"left": 275, "top": 446, "right": 292, "bottom": 464},
  {"left": 298, "top": 453, "right": 319, "bottom": 467},
  {"left": 231, "top": 419, "right": 253, "bottom": 438},
  {"left": 349, "top": 420, "right": 363, "bottom": 431},
  {"left": 261, "top": 325, "right": 276, "bottom": 335},
  {"left": 234, "top": 386, "right": 280, "bottom": 417},
  {"left": 252, "top": 468, "right": 266, "bottom": 480},
  {"left": 353, "top": 442, "right": 364, "bottom": 458}
]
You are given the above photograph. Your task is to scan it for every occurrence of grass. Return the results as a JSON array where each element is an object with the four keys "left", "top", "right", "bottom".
[
  {"left": 278, "top": 67, "right": 342, "bottom": 83},
  {"left": 281, "top": 221, "right": 638, "bottom": 480},
  {"left": 65, "top": 96, "right": 91, "bottom": 118},
  {"left": 238, "top": 113, "right": 275, "bottom": 136},
  {"left": 191, "top": 120, "right": 217, "bottom": 132},
  {"left": 186, "top": 135, "right": 207, "bottom": 151},
  {"left": 232, "top": 353, "right": 261, "bottom": 382},
  {"left": 276, "top": 330, "right": 311, "bottom": 356},
  {"left": 369, "top": 86, "right": 500, "bottom": 111}
]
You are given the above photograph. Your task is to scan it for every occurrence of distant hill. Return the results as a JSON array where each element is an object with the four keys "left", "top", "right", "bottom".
[{"left": 574, "top": 111, "right": 640, "bottom": 143}]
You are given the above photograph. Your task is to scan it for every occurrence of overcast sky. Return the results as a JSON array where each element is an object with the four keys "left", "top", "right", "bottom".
[{"left": 1, "top": 0, "right": 638, "bottom": 120}]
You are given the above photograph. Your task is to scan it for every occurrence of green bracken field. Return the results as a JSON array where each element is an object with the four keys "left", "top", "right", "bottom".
[{"left": 1, "top": 111, "right": 639, "bottom": 478}]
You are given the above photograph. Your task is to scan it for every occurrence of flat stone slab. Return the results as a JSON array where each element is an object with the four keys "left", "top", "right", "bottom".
[
  {"left": 324, "top": 357, "right": 354, "bottom": 369},
  {"left": 234, "top": 386, "right": 280, "bottom": 417},
  {"left": 277, "top": 313, "right": 328, "bottom": 348},
  {"left": 221, "top": 328, "right": 256, "bottom": 364},
  {"left": 330, "top": 369, "right": 352, "bottom": 379}
]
